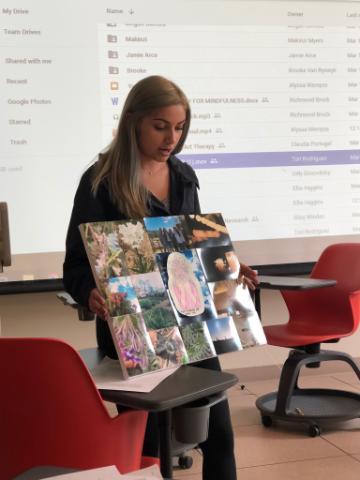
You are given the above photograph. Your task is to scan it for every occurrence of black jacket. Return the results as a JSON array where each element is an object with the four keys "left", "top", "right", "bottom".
[{"left": 63, "top": 155, "right": 200, "bottom": 356}]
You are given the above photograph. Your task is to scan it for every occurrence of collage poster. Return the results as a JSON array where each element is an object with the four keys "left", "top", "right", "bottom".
[{"left": 80, "top": 213, "right": 267, "bottom": 379}]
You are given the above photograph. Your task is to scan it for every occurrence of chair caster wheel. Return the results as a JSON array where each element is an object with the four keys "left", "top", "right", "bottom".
[
  {"left": 261, "top": 415, "right": 273, "bottom": 427},
  {"left": 308, "top": 424, "right": 321, "bottom": 437},
  {"left": 178, "top": 455, "right": 193, "bottom": 469}
]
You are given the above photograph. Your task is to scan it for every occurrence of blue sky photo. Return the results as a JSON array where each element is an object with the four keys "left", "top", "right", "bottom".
[{"left": 144, "top": 215, "right": 181, "bottom": 232}]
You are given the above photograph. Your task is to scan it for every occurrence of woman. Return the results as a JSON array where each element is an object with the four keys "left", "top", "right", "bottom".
[{"left": 63, "top": 75, "right": 257, "bottom": 480}]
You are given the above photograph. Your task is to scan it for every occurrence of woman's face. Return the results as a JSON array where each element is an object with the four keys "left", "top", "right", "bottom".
[{"left": 136, "top": 104, "right": 187, "bottom": 163}]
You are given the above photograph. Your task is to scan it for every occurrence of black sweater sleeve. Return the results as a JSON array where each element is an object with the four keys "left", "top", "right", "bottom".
[{"left": 63, "top": 167, "right": 107, "bottom": 308}]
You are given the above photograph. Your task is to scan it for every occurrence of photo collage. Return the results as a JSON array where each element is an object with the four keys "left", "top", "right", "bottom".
[{"left": 80, "top": 213, "right": 266, "bottom": 379}]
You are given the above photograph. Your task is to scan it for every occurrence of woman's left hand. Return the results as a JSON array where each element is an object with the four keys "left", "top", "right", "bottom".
[{"left": 237, "top": 263, "right": 259, "bottom": 291}]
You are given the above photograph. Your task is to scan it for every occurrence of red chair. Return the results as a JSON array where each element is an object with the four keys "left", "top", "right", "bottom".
[
  {"left": 0, "top": 337, "right": 158, "bottom": 480},
  {"left": 256, "top": 243, "right": 360, "bottom": 436}
]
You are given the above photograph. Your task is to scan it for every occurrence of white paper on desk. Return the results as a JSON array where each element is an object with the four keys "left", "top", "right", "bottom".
[
  {"left": 42, "top": 465, "right": 122, "bottom": 479},
  {"left": 90, "top": 356, "right": 178, "bottom": 392},
  {"left": 120, "top": 465, "right": 163, "bottom": 479}
]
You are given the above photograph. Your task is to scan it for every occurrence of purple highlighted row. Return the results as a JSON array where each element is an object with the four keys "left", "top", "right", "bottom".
[{"left": 178, "top": 150, "right": 360, "bottom": 169}]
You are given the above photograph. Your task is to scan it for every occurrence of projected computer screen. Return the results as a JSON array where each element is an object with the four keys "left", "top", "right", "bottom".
[{"left": 1, "top": 0, "right": 359, "bottom": 281}]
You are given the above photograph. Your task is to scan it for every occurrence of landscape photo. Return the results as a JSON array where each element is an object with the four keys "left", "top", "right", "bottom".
[
  {"left": 144, "top": 215, "right": 188, "bottom": 253},
  {"left": 131, "top": 271, "right": 177, "bottom": 329},
  {"left": 206, "top": 316, "right": 242, "bottom": 354}
]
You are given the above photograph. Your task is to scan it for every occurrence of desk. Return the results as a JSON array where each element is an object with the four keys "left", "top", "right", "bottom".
[
  {"left": 258, "top": 275, "right": 336, "bottom": 291},
  {"left": 14, "top": 466, "right": 77, "bottom": 479},
  {"left": 254, "top": 275, "right": 337, "bottom": 317},
  {"left": 80, "top": 348, "right": 238, "bottom": 479}
]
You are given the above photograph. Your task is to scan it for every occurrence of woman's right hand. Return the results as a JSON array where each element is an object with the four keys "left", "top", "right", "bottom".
[
  {"left": 237, "top": 263, "right": 259, "bottom": 291},
  {"left": 88, "top": 288, "right": 109, "bottom": 320}
]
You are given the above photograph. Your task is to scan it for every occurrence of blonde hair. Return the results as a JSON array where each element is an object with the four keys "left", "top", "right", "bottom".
[{"left": 92, "top": 75, "right": 191, "bottom": 219}]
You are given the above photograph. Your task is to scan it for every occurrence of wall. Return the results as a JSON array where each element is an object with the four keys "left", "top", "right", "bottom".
[
  {"left": 1, "top": 288, "right": 359, "bottom": 374},
  {"left": 0, "top": 291, "right": 96, "bottom": 349}
]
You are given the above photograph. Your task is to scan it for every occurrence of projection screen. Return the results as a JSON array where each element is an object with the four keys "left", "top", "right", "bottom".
[{"left": 1, "top": 0, "right": 359, "bottom": 283}]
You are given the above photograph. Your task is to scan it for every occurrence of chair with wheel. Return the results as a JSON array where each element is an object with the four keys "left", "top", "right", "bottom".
[
  {"left": 0, "top": 337, "right": 158, "bottom": 480},
  {"left": 57, "top": 293, "right": 197, "bottom": 471},
  {"left": 256, "top": 243, "right": 360, "bottom": 437}
]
